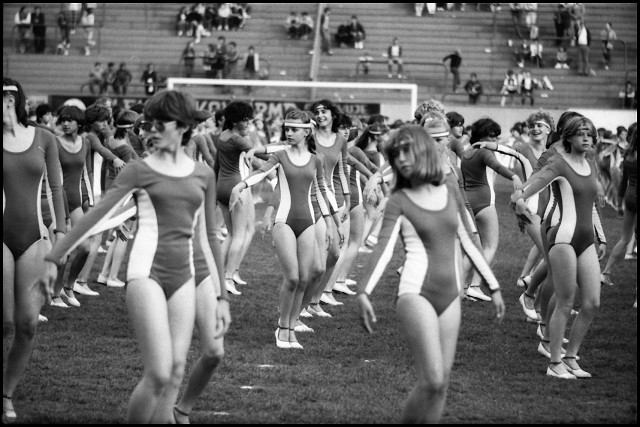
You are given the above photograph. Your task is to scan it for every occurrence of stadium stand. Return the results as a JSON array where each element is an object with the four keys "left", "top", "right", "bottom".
[{"left": 2, "top": 3, "right": 636, "bottom": 109}]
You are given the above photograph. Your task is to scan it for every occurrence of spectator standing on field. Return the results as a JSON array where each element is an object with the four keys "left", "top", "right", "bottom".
[{"left": 57, "top": 9, "right": 70, "bottom": 55}]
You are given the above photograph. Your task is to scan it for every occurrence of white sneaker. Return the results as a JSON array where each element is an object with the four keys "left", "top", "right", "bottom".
[
  {"left": 61, "top": 289, "right": 81, "bottom": 307},
  {"left": 232, "top": 272, "right": 247, "bottom": 285},
  {"left": 516, "top": 275, "right": 531, "bottom": 288},
  {"left": 519, "top": 293, "right": 539, "bottom": 322},
  {"left": 50, "top": 296, "right": 69, "bottom": 308},
  {"left": 299, "top": 307, "right": 313, "bottom": 318},
  {"left": 320, "top": 292, "right": 343, "bottom": 306},
  {"left": 96, "top": 274, "right": 108, "bottom": 285},
  {"left": 345, "top": 279, "right": 357, "bottom": 286},
  {"left": 74, "top": 281, "right": 100, "bottom": 296},
  {"left": 537, "top": 341, "right": 567, "bottom": 359},
  {"left": 308, "top": 304, "right": 332, "bottom": 318},
  {"left": 294, "top": 320, "right": 314, "bottom": 333},
  {"left": 106, "top": 278, "right": 126, "bottom": 288},
  {"left": 358, "top": 245, "right": 373, "bottom": 254},
  {"left": 38, "top": 314, "right": 49, "bottom": 323},
  {"left": 225, "top": 279, "right": 242, "bottom": 295},
  {"left": 546, "top": 363, "right": 577, "bottom": 379},
  {"left": 465, "top": 286, "right": 491, "bottom": 302},
  {"left": 333, "top": 282, "right": 356, "bottom": 295}
]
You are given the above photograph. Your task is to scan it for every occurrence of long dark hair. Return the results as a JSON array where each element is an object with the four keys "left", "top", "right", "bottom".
[
  {"left": 310, "top": 99, "right": 342, "bottom": 133},
  {"left": 3, "top": 77, "right": 28, "bottom": 126}
]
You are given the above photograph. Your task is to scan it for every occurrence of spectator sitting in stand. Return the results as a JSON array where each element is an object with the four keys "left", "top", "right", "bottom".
[
  {"left": 348, "top": 15, "right": 366, "bottom": 49},
  {"left": 618, "top": 81, "right": 636, "bottom": 109},
  {"left": 113, "top": 62, "right": 133, "bottom": 96},
  {"left": 101, "top": 62, "right": 117, "bottom": 95},
  {"left": 298, "top": 12, "right": 313, "bottom": 40},
  {"left": 229, "top": 3, "right": 249, "bottom": 30},
  {"left": 87, "top": 61, "right": 105, "bottom": 94},
  {"left": 500, "top": 68, "right": 520, "bottom": 107},
  {"left": 335, "top": 19, "right": 351, "bottom": 48},
  {"left": 141, "top": 63, "right": 159, "bottom": 96},
  {"left": 285, "top": 10, "right": 300, "bottom": 39},
  {"left": 464, "top": 72, "right": 483, "bottom": 105},
  {"left": 554, "top": 46, "right": 570, "bottom": 69},
  {"left": 176, "top": 6, "right": 189, "bottom": 36},
  {"left": 358, "top": 51, "right": 374, "bottom": 75},
  {"left": 519, "top": 69, "right": 538, "bottom": 106},
  {"left": 217, "top": 3, "right": 232, "bottom": 31}
]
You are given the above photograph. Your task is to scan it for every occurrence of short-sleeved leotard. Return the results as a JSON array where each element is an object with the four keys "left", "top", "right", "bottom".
[
  {"left": 460, "top": 147, "right": 516, "bottom": 215},
  {"left": 359, "top": 178, "right": 462, "bottom": 315},
  {"left": 46, "top": 160, "right": 218, "bottom": 299},
  {"left": 4, "top": 127, "right": 67, "bottom": 259},
  {"left": 523, "top": 153, "right": 599, "bottom": 256},
  {"left": 215, "top": 130, "right": 254, "bottom": 206}
]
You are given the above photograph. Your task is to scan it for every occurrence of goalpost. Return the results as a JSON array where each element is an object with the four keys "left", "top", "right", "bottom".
[{"left": 166, "top": 77, "right": 418, "bottom": 122}]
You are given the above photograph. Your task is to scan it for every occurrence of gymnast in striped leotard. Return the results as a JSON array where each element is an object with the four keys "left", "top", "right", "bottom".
[
  {"left": 306, "top": 99, "right": 351, "bottom": 315},
  {"left": 36, "top": 90, "right": 224, "bottom": 422},
  {"left": 3, "top": 78, "right": 67, "bottom": 423},
  {"left": 513, "top": 116, "right": 603, "bottom": 379},
  {"left": 460, "top": 118, "right": 523, "bottom": 301},
  {"left": 230, "top": 109, "right": 340, "bottom": 349},
  {"left": 355, "top": 125, "right": 504, "bottom": 423}
]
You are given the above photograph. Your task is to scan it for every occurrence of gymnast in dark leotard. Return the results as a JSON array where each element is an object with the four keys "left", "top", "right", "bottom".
[{"left": 230, "top": 109, "right": 340, "bottom": 350}]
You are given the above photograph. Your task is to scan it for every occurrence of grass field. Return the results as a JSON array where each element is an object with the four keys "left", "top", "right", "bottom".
[{"left": 4, "top": 178, "right": 637, "bottom": 424}]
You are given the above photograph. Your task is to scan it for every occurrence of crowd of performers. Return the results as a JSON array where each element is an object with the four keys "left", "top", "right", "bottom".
[{"left": 3, "top": 76, "right": 637, "bottom": 423}]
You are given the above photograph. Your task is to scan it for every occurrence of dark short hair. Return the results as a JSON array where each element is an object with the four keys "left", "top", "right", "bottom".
[
  {"left": 470, "top": 118, "right": 501, "bottom": 143},
  {"left": 446, "top": 111, "right": 465, "bottom": 127},
  {"left": 144, "top": 89, "right": 198, "bottom": 144},
  {"left": 549, "top": 111, "right": 583, "bottom": 147},
  {"left": 56, "top": 105, "right": 85, "bottom": 126},
  {"left": 36, "top": 103, "right": 52, "bottom": 121},
  {"left": 223, "top": 101, "right": 253, "bottom": 130},
  {"left": 84, "top": 104, "right": 111, "bottom": 125}
]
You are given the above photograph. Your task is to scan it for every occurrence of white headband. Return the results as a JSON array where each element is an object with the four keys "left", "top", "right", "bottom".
[
  {"left": 116, "top": 124, "right": 134, "bottom": 129},
  {"left": 284, "top": 121, "right": 313, "bottom": 129},
  {"left": 429, "top": 131, "right": 450, "bottom": 138},
  {"left": 3, "top": 85, "right": 18, "bottom": 92},
  {"left": 534, "top": 120, "right": 551, "bottom": 130}
]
